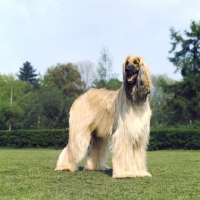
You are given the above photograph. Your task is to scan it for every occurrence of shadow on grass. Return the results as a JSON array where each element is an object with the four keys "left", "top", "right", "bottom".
[
  {"left": 103, "top": 169, "right": 113, "bottom": 177},
  {"left": 78, "top": 167, "right": 113, "bottom": 177}
]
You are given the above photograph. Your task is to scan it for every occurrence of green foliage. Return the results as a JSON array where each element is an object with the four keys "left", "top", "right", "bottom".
[
  {"left": 106, "top": 78, "right": 122, "bottom": 90},
  {"left": 150, "top": 74, "right": 175, "bottom": 126},
  {"left": 0, "top": 129, "right": 68, "bottom": 148},
  {"left": 0, "top": 74, "right": 32, "bottom": 130},
  {"left": 43, "top": 63, "right": 84, "bottom": 96},
  {"left": 149, "top": 127, "right": 200, "bottom": 150},
  {"left": 1, "top": 43, "right": 200, "bottom": 130},
  {"left": 0, "top": 128, "right": 199, "bottom": 150},
  {"left": 37, "top": 88, "right": 70, "bottom": 129},
  {"left": 169, "top": 20, "right": 200, "bottom": 77},
  {"left": 0, "top": 63, "right": 86, "bottom": 130},
  {"left": 41, "top": 63, "right": 84, "bottom": 128},
  {"left": 165, "top": 21, "right": 200, "bottom": 125},
  {"left": 161, "top": 75, "right": 200, "bottom": 125}
]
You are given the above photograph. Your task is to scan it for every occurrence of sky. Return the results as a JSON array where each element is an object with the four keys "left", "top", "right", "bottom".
[{"left": 1, "top": 0, "right": 200, "bottom": 81}]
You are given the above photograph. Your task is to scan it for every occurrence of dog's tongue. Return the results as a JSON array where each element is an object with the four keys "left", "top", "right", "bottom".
[{"left": 127, "top": 74, "right": 137, "bottom": 82}]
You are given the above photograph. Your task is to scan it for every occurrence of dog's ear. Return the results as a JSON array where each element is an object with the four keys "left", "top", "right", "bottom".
[
  {"left": 122, "top": 56, "right": 130, "bottom": 81},
  {"left": 133, "top": 56, "right": 142, "bottom": 66},
  {"left": 122, "top": 56, "right": 130, "bottom": 69},
  {"left": 136, "top": 59, "right": 152, "bottom": 102}
]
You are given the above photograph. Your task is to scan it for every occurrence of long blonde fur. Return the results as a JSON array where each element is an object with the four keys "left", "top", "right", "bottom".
[{"left": 55, "top": 56, "right": 153, "bottom": 178}]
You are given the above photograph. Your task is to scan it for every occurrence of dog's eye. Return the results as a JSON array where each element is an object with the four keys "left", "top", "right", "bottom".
[{"left": 125, "top": 61, "right": 129, "bottom": 66}]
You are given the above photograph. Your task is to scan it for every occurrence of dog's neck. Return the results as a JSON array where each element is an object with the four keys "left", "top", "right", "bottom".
[
  {"left": 123, "top": 82, "right": 150, "bottom": 104},
  {"left": 124, "top": 81, "right": 136, "bottom": 103}
]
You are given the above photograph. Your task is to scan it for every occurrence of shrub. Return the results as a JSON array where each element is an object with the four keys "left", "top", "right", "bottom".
[
  {"left": 0, "top": 128, "right": 199, "bottom": 149},
  {"left": 148, "top": 127, "right": 200, "bottom": 150},
  {"left": 0, "top": 129, "right": 68, "bottom": 148}
]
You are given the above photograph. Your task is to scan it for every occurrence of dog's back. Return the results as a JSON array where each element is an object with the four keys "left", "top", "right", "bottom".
[{"left": 69, "top": 88, "right": 118, "bottom": 138}]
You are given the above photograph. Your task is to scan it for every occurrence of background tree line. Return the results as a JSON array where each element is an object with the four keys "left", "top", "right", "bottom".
[
  {"left": 0, "top": 47, "right": 122, "bottom": 130},
  {"left": 0, "top": 21, "right": 200, "bottom": 130},
  {"left": 151, "top": 20, "right": 200, "bottom": 127}
]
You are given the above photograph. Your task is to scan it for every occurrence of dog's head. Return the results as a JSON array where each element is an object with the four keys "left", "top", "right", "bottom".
[{"left": 122, "top": 56, "right": 152, "bottom": 103}]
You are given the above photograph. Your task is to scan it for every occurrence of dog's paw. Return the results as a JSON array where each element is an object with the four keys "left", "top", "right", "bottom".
[
  {"left": 54, "top": 166, "right": 78, "bottom": 172},
  {"left": 136, "top": 171, "right": 152, "bottom": 177},
  {"left": 113, "top": 173, "right": 136, "bottom": 178},
  {"left": 84, "top": 164, "right": 110, "bottom": 171}
]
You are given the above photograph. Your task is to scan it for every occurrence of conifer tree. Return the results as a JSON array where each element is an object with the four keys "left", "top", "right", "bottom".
[
  {"left": 168, "top": 21, "right": 200, "bottom": 77},
  {"left": 19, "top": 61, "right": 38, "bottom": 85},
  {"left": 162, "top": 21, "right": 200, "bottom": 125}
]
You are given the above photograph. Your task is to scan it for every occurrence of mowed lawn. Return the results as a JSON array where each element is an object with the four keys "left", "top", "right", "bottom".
[{"left": 0, "top": 149, "right": 199, "bottom": 200}]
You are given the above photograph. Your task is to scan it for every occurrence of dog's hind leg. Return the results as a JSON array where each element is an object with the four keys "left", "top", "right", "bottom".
[
  {"left": 84, "top": 134, "right": 110, "bottom": 171},
  {"left": 55, "top": 129, "right": 91, "bottom": 172}
]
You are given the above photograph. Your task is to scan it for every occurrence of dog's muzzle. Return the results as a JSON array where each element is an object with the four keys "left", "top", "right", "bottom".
[{"left": 125, "top": 65, "right": 138, "bottom": 83}]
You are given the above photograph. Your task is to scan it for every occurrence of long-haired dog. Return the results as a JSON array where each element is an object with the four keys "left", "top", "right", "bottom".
[{"left": 55, "top": 56, "right": 153, "bottom": 178}]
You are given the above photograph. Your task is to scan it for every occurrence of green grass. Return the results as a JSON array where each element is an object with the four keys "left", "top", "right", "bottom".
[{"left": 0, "top": 149, "right": 199, "bottom": 200}]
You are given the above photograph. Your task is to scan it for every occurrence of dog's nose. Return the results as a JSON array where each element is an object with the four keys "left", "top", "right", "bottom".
[
  {"left": 125, "top": 65, "right": 132, "bottom": 73},
  {"left": 125, "top": 65, "right": 138, "bottom": 74}
]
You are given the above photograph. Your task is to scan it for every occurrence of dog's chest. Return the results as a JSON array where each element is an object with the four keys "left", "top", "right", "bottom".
[{"left": 118, "top": 102, "right": 151, "bottom": 138}]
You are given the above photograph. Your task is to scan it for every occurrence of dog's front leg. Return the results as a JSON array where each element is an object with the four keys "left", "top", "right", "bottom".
[{"left": 111, "top": 130, "right": 136, "bottom": 178}]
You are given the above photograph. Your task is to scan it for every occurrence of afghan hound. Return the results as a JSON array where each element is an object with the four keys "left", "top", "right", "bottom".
[{"left": 55, "top": 56, "right": 153, "bottom": 178}]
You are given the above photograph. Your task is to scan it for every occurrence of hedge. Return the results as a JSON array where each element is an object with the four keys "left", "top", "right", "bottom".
[
  {"left": 0, "top": 128, "right": 199, "bottom": 150},
  {"left": 149, "top": 127, "right": 200, "bottom": 150},
  {"left": 0, "top": 129, "right": 68, "bottom": 148}
]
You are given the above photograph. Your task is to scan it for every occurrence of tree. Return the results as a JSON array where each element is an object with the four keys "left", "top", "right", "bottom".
[
  {"left": 18, "top": 91, "right": 40, "bottom": 129},
  {"left": 41, "top": 63, "right": 84, "bottom": 128},
  {"left": 37, "top": 88, "right": 68, "bottom": 129},
  {"left": 43, "top": 63, "right": 84, "bottom": 97},
  {"left": 150, "top": 75, "right": 175, "bottom": 126},
  {"left": 94, "top": 47, "right": 112, "bottom": 88},
  {"left": 163, "top": 21, "right": 200, "bottom": 125},
  {"left": 168, "top": 21, "right": 200, "bottom": 77},
  {"left": 75, "top": 60, "right": 96, "bottom": 90},
  {"left": 0, "top": 74, "right": 29, "bottom": 130},
  {"left": 19, "top": 61, "right": 39, "bottom": 86},
  {"left": 106, "top": 78, "right": 122, "bottom": 90},
  {"left": 161, "top": 76, "right": 200, "bottom": 125},
  {"left": 93, "top": 47, "right": 117, "bottom": 89}
]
